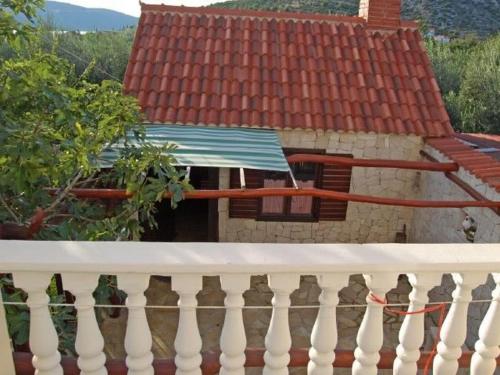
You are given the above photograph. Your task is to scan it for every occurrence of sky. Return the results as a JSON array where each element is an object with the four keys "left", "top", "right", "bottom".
[{"left": 50, "top": 0, "right": 217, "bottom": 17}]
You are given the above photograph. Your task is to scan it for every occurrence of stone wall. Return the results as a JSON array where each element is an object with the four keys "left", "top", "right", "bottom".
[
  {"left": 409, "top": 144, "right": 500, "bottom": 244},
  {"left": 218, "top": 130, "right": 423, "bottom": 244}
]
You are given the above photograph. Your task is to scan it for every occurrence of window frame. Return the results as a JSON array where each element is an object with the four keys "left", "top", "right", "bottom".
[{"left": 257, "top": 148, "right": 324, "bottom": 222}]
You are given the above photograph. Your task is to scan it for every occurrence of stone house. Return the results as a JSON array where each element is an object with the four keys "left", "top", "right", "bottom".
[{"left": 123, "top": 1, "right": 500, "bottom": 245}]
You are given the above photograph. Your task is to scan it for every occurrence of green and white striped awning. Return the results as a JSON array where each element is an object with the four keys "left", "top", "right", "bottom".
[{"left": 99, "top": 124, "right": 291, "bottom": 172}]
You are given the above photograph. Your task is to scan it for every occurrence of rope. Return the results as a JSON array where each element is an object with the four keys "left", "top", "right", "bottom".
[
  {"left": 0, "top": 298, "right": 493, "bottom": 310},
  {"left": 369, "top": 293, "right": 447, "bottom": 375}
]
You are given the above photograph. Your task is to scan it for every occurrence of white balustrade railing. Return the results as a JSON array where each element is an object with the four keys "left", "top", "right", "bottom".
[{"left": 0, "top": 241, "right": 499, "bottom": 375}]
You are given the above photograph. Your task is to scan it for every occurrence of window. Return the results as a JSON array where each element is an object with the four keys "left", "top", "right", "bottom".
[
  {"left": 260, "top": 160, "right": 321, "bottom": 221},
  {"left": 228, "top": 150, "right": 353, "bottom": 222}
]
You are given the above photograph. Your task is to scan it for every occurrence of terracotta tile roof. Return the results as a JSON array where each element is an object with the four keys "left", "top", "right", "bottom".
[
  {"left": 454, "top": 133, "right": 500, "bottom": 161},
  {"left": 426, "top": 136, "right": 500, "bottom": 192},
  {"left": 124, "top": 4, "right": 454, "bottom": 136}
]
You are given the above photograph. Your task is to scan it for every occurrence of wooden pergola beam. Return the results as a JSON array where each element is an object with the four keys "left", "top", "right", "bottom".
[
  {"left": 286, "top": 154, "right": 459, "bottom": 172},
  {"left": 62, "top": 187, "right": 500, "bottom": 209},
  {"left": 420, "top": 150, "right": 500, "bottom": 215},
  {"left": 43, "top": 154, "right": 499, "bottom": 210}
]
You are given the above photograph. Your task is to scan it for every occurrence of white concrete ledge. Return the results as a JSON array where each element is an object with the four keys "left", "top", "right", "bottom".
[{"left": 0, "top": 241, "right": 499, "bottom": 274}]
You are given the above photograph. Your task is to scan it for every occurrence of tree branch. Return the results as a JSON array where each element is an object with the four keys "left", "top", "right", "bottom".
[
  {"left": 0, "top": 194, "right": 21, "bottom": 224},
  {"left": 44, "top": 169, "right": 84, "bottom": 214}
]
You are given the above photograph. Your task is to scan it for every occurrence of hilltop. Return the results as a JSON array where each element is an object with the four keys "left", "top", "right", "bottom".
[
  {"left": 37, "top": 1, "right": 138, "bottom": 31},
  {"left": 213, "top": 0, "right": 500, "bottom": 37}
]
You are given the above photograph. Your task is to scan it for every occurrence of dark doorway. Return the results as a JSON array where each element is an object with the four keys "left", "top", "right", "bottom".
[{"left": 141, "top": 167, "right": 219, "bottom": 242}]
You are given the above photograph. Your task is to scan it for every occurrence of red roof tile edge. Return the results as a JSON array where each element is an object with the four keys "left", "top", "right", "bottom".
[
  {"left": 426, "top": 136, "right": 500, "bottom": 192},
  {"left": 139, "top": 2, "right": 418, "bottom": 29}
]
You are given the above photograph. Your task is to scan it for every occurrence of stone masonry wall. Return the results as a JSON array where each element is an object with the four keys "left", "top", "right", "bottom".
[
  {"left": 218, "top": 130, "right": 423, "bottom": 244},
  {"left": 410, "top": 144, "right": 500, "bottom": 244}
]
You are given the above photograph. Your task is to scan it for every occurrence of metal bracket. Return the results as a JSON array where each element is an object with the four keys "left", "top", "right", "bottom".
[
  {"left": 239, "top": 168, "right": 246, "bottom": 189},
  {"left": 289, "top": 170, "right": 299, "bottom": 189}
]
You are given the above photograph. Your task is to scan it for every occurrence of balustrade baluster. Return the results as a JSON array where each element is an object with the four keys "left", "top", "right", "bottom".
[
  {"left": 13, "top": 272, "right": 63, "bottom": 375},
  {"left": 263, "top": 273, "right": 300, "bottom": 375},
  {"left": 307, "top": 273, "right": 348, "bottom": 375},
  {"left": 117, "top": 274, "right": 154, "bottom": 375},
  {"left": 0, "top": 290, "right": 16, "bottom": 375},
  {"left": 172, "top": 274, "right": 203, "bottom": 375},
  {"left": 470, "top": 273, "right": 500, "bottom": 375},
  {"left": 219, "top": 274, "right": 250, "bottom": 375},
  {"left": 433, "top": 272, "right": 485, "bottom": 375},
  {"left": 352, "top": 272, "right": 398, "bottom": 375},
  {"left": 63, "top": 273, "right": 107, "bottom": 375},
  {"left": 393, "top": 273, "right": 441, "bottom": 375}
]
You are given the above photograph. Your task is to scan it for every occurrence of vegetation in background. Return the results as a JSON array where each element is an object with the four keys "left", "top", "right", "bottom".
[
  {"left": 213, "top": 0, "right": 500, "bottom": 38},
  {"left": 1, "top": 0, "right": 44, "bottom": 42},
  {"left": 40, "top": 25, "right": 136, "bottom": 83},
  {"left": 0, "top": 20, "right": 135, "bottom": 82},
  {"left": 426, "top": 35, "right": 500, "bottom": 134}
]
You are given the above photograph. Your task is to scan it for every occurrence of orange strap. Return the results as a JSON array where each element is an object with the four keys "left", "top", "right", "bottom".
[{"left": 369, "top": 293, "right": 446, "bottom": 374}]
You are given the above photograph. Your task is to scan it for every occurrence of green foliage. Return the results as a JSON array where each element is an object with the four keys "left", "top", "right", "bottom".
[
  {"left": 458, "top": 36, "right": 500, "bottom": 134},
  {"left": 0, "top": 0, "right": 191, "bottom": 352},
  {"left": 0, "top": 46, "right": 191, "bottom": 240},
  {"left": 1, "top": 20, "right": 135, "bottom": 82},
  {"left": 426, "top": 34, "right": 500, "bottom": 134},
  {"left": 40, "top": 25, "right": 135, "bottom": 83},
  {"left": 0, "top": 0, "right": 43, "bottom": 42}
]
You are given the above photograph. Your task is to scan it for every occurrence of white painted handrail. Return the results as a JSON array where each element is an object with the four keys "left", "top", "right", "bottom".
[
  {"left": 0, "top": 242, "right": 498, "bottom": 274},
  {"left": 0, "top": 241, "right": 499, "bottom": 375}
]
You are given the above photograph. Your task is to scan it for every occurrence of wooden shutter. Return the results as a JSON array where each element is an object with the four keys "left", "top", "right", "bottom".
[
  {"left": 319, "top": 154, "right": 353, "bottom": 221},
  {"left": 229, "top": 169, "right": 263, "bottom": 219}
]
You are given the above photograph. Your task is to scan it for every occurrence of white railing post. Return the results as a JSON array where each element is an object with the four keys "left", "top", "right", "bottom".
[
  {"left": 433, "top": 272, "right": 485, "bottom": 375},
  {"left": 13, "top": 272, "right": 63, "bottom": 375},
  {"left": 393, "top": 272, "right": 441, "bottom": 375},
  {"left": 0, "top": 290, "right": 15, "bottom": 375},
  {"left": 470, "top": 273, "right": 500, "bottom": 375},
  {"left": 219, "top": 274, "right": 250, "bottom": 375},
  {"left": 353, "top": 272, "right": 398, "bottom": 375},
  {"left": 263, "top": 273, "right": 300, "bottom": 375},
  {"left": 62, "top": 273, "right": 107, "bottom": 375},
  {"left": 117, "top": 274, "right": 154, "bottom": 375},
  {"left": 307, "top": 273, "right": 348, "bottom": 375},
  {"left": 172, "top": 274, "right": 203, "bottom": 375}
]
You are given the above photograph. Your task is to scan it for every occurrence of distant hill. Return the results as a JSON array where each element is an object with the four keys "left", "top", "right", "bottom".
[
  {"left": 212, "top": 0, "right": 500, "bottom": 37},
  {"left": 37, "top": 1, "right": 138, "bottom": 31}
]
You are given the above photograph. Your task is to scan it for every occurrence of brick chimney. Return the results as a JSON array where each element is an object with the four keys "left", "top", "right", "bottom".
[{"left": 359, "top": 0, "right": 401, "bottom": 29}]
